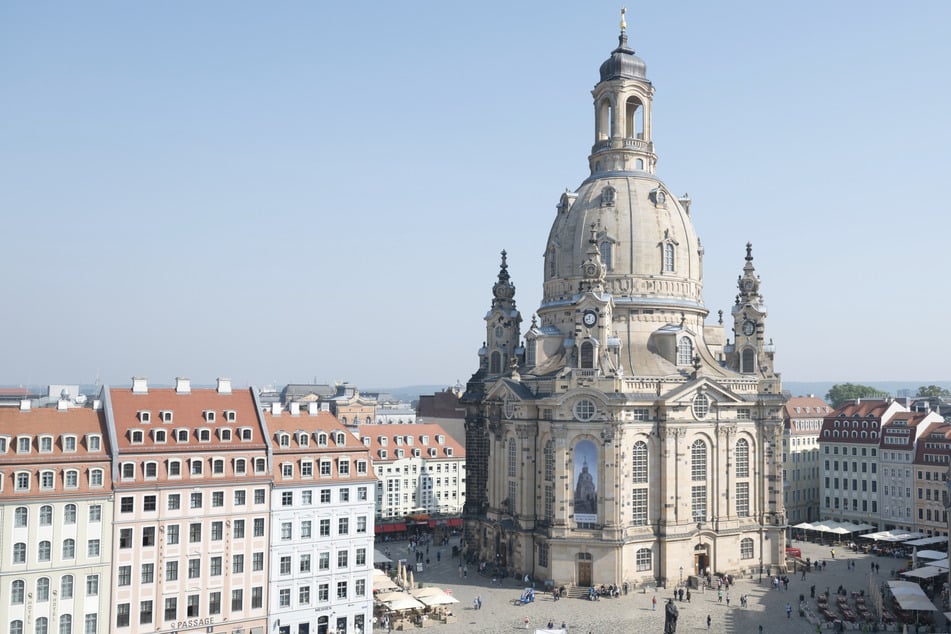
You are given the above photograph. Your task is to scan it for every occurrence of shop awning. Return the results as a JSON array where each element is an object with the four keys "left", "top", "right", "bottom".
[
  {"left": 447, "top": 518, "right": 463, "bottom": 527},
  {"left": 905, "top": 536, "right": 949, "bottom": 548},
  {"left": 377, "top": 522, "right": 407, "bottom": 533},
  {"left": 887, "top": 580, "right": 941, "bottom": 611},
  {"left": 901, "top": 566, "right": 946, "bottom": 580}
]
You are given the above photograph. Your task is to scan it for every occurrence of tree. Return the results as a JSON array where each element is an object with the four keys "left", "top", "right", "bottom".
[
  {"left": 916, "top": 385, "right": 951, "bottom": 398},
  {"left": 825, "top": 383, "right": 887, "bottom": 408}
]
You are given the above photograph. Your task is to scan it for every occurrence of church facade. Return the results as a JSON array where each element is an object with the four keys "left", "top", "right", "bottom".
[{"left": 462, "top": 16, "right": 787, "bottom": 590}]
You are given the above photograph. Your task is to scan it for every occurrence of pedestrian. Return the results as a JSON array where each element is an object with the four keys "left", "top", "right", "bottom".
[
  {"left": 758, "top": 626, "right": 763, "bottom": 634},
  {"left": 463, "top": 565, "right": 468, "bottom": 578},
  {"left": 652, "top": 595, "right": 657, "bottom": 611},
  {"left": 706, "top": 614, "right": 711, "bottom": 630},
  {"left": 560, "top": 622, "right": 566, "bottom": 630},
  {"left": 686, "top": 588, "right": 691, "bottom": 602},
  {"left": 786, "top": 602, "right": 792, "bottom": 618},
  {"left": 524, "top": 616, "right": 530, "bottom": 629},
  {"left": 726, "top": 591, "right": 730, "bottom": 606},
  {"left": 717, "top": 589, "right": 722, "bottom": 603},
  {"left": 831, "top": 549, "right": 835, "bottom": 559},
  {"left": 458, "top": 565, "right": 463, "bottom": 578}
]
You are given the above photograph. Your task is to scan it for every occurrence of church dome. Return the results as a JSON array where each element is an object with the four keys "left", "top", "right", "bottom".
[
  {"left": 598, "top": 31, "right": 647, "bottom": 82},
  {"left": 542, "top": 174, "right": 703, "bottom": 314}
]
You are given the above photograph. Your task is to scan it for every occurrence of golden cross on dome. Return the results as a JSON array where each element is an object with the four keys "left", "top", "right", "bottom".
[{"left": 620, "top": 7, "right": 627, "bottom": 31}]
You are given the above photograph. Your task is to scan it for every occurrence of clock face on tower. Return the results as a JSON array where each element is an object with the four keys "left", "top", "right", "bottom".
[
  {"left": 582, "top": 310, "right": 598, "bottom": 328},
  {"left": 742, "top": 320, "right": 755, "bottom": 336}
]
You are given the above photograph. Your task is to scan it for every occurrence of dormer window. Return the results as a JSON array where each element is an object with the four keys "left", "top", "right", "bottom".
[
  {"left": 39, "top": 435, "right": 53, "bottom": 453},
  {"left": 379, "top": 449, "right": 387, "bottom": 459},
  {"left": 379, "top": 437, "right": 388, "bottom": 447},
  {"left": 395, "top": 436, "right": 403, "bottom": 446},
  {"left": 203, "top": 410, "right": 215, "bottom": 423},
  {"left": 412, "top": 448, "right": 421, "bottom": 458},
  {"left": 16, "top": 436, "right": 31, "bottom": 454},
  {"left": 219, "top": 428, "right": 232, "bottom": 442},
  {"left": 153, "top": 429, "right": 167, "bottom": 443},
  {"left": 239, "top": 428, "right": 252, "bottom": 441},
  {"left": 298, "top": 433, "right": 310, "bottom": 447},
  {"left": 224, "top": 410, "right": 236, "bottom": 423},
  {"left": 0, "top": 436, "right": 9, "bottom": 453},
  {"left": 175, "top": 429, "right": 189, "bottom": 443},
  {"left": 445, "top": 447, "right": 454, "bottom": 457},
  {"left": 405, "top": 436, "right": 414, "bottom": 446},
  {"left": 421, "top": 435, "right": 429, "bottom": 445},
  {"left": 361, "top": 437, "right": 370, "bottom": 446},
  {"left": 87, "top": 434, "right": 101, "bottom": 451},
  {"left": 319, "top": 460, "right": 331, "bottom": 476},
  {"left": 62, "top": 435, "right": 77, "bottom": 452},
  {"left": 198, "top": 429, "right": 211, "bottom": 442},
  {"left": 138, "top": 410, "right": 151, "bottom": 423},
  {"left": 335, "top": 432, "right": 346, "bottom": 446},
  {"left": 437, "top": 435, "right": 445, "bottom": 444},
  {"left": 429, "top": 448, "right": 437, "bottom": 458},
  {"left": 130, "top": 430, "right": 144, "bottom": 444},
  {"left": 396, "top": 449, "right": 405, "bottom": 458},
  {"left": 316, "top": 433, "right": 328, "bottom": 446},
  {"left": 160, "top": 411, "right": 173, "bottom": 423},
  {"left": 278, "top": 433, "right": 290, "bottom": 448}
]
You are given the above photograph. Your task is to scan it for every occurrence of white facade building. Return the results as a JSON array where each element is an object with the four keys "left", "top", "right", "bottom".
[{"left": 265, "top": 405, "right": 376, "bottom": 634}]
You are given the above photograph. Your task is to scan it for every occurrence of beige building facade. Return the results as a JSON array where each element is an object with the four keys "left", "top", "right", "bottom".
[
  {"left": 782, "top": 396, "right": 830, "bottom": 524},
  {"left": 462, "top": 16, "right": 786, "bottom": 590}
]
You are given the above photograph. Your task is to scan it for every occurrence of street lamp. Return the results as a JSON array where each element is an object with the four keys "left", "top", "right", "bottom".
[{"left": 679, "top": 565, "right": 683, "bottom": 588}]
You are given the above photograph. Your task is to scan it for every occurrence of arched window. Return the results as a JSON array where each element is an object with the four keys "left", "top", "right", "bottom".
[
  {"left": 38, "top": 540, "right": 51, "bottom": 561},
  {"left": 625, "top": 96, "right": 644, "bottom": 139},
  {"left": 691, "top": 440, "right": 707, "bottom": 481},
  {"left": 635, "top": 548, "right": 652, "bottom": 571},
  {"left": 597, "top": 98, "right": 613, "bottom": 140},
  {"left": 40, "top": 505, "right": 52, "bottom": 525},
  {"left": 11, "top": 579, "right": 24, "bottom": 604},
  {"left": 35, "top": 617, "right": 48, "bottom": 634},
  {"left": 507, "top": 438, "right": 517, "bottom": 477},
  {"left": 632, "top": 441, "right": 648, "bottom": 484},
  {"left": 62, "top": 538, "right": 75, "bottom": 559},
  {"left": 663, "top": 243, "right": 674, "bottom": 272},
  {"left": 14, "top": 506, "right": 27, "bottom": 527},
  {"left": 11, "top": 621, "right": 23, "bottom": 634},
  {"left": 677, "top": 337, "right": 693, "bottom": 365},
  {"left": 58, "top": 614, "right": 71, "bottom": 634},
  {"left": 635, "top": 158, "right": 645, "bottom": 170},
  {"left": 548, "top": 247, "right": 556, "bottom": 279},
  {"left": 490, "top": 351, "right": 502, "bottom": 375},
  {"left": 599, "top": 241, "right": 613, "bottom": 270},
  {"left": 36, "top": 577, "right": 50, "bottom": 600},
  {"left": 735, "top": 439, "right": 750, "bottom": 477},
  {"left": 526, "top": 338, "right": 536, "bottom": 367},
  {"left": 740, "top": 538, "right": 754, "bottom": 559},
  {"left": 741, "top": 348, "right": 755, "bottom": 373},
  {"left": 580, "top": 341, "right": 595, "bottom": 368},
  {"left": 60, "top": 575, "right": 73, "bottom": 599},
  {"left": 544, "top": 441, "right": 554, "bottom": 482}
]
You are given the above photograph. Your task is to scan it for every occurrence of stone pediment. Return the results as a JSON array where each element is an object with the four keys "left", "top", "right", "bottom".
[
  {"left": 484, "top": 378, "right": 535, "bottom": 403},
  {"left": 663, "top": 377, "right": 747, "bottom": 407}
]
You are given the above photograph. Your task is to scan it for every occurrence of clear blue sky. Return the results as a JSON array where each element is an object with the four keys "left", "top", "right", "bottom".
[{"left": 2, "top": 2, "right": 949, "bottom": 389}]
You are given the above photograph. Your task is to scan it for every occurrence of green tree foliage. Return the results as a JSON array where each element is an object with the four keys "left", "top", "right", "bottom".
[
  {"left": 916, "top": 385, "right": 951, "bottom": 398},
  {"left": 825, "top": 383, "right": 887, "bottom": 408}
]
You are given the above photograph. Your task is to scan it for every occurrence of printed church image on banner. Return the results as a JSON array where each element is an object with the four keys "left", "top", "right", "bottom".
[{"left": 461, "top": 11, "right": 787, "bottom": 589}]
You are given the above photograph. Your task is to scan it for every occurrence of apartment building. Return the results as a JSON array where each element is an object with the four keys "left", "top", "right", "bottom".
[
  {"left": 782, "top": 396, "right": 830, "bottom": 524},
  {"left": 264, "top": 403, "right": 376, "bottom": 634},
  {"left": 0, "top": 398, "right": 114, "bottom": 634},
  {"left": 104, "top": 377, "right": 271, "bottom": 634},
  {"left": 913, "top": 421, "right": 951, "bottom": 537},
  {"left": 358, "top": 424, "right": 465, "bottom": 522},
  {"left": 879, "top": 410, "right": 942, "bottom": 531}
]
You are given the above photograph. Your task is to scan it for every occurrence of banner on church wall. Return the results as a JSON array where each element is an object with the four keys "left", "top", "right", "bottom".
[{"left": 573, "top": 440, "right": 598, "bottom": 523}]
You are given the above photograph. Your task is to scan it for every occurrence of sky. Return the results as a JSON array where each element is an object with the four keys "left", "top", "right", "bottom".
[{"left": 2, "top": 1, "right": 950, "bottom": 390}]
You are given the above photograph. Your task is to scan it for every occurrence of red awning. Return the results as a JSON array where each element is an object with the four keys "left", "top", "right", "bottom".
[
  {"left": 377, "top": 523, "right": 407, "bottom": 533},
  {"left": 447, "top": 518, "right": 463, "bottom": 527}
]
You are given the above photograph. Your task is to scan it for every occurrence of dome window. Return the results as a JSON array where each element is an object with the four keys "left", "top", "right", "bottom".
[
  {"left": 663, "top": 243, "right": 675, "bottom": 272},
  {"left": 676, "top": 337, "right": 693, "bottom": 365},
  {"left": 600, "top": 186, "right": 616, "bottom": 207},
  {"left": 574, "top": 399, "right": 596, "bottom": 422}
]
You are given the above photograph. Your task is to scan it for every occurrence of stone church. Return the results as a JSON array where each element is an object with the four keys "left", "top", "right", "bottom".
[{"left": 462, "top": 15, "right": 787, "bottom": 590}]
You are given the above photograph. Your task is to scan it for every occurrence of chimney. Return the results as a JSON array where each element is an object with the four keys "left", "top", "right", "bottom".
[
  {"left": 93, "top": 399, "right": 102, "bottom": 410},
  {"left": 216, "top": 377, "right": 232, "bottom": 394},
  {"left": 271, "top": 402, "right": 282, "bottom": 416},
  {"left": 131, "top": 377, "right": 148, "bottom": 394},
  {"left": 308, "top": 402, "right": 319, "bottom": 415},
  {"left": 290, "top": 402, "right": 300, "bottom": 416},
  {"left": 19, "top": 399, "right": 31, "bottom": 412},
  {"left": 57, "top": 399, "right": 68, "bottom": 411},
  {"left": 175, "top": 377, "right": 191, "bottom": 394}
]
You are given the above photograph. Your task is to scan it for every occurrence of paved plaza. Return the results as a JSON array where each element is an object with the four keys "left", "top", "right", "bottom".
[{"left": 377, "top": 535, "right": 951, "bottom": 633}]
